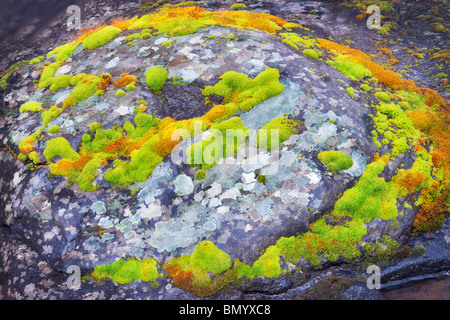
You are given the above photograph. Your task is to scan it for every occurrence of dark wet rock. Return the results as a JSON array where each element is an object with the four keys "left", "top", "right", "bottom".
[{"left": 0, "top": 0, "right": 448, "bottom": 300}]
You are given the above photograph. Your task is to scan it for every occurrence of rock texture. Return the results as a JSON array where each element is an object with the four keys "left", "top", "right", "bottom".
[{"left": 0, "top": 0, "right": 448, "bottom": 300}]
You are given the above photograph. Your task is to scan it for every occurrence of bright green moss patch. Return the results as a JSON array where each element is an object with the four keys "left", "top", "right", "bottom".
[
  {"left": 41, "top": 105, "right": 63, "bottom": 126},
  {"left": 203, "top": 67, "right": 284, "bottom": 115},
  {"left": 63, "top": 73, "right": 111, "bottom": 108},
  {"left": 302, "top": 49, "right": 319, "bottom": 60},
  {"left": 38, "top": 61, "right": 63, "bottom": 89},
  {"left": 154, "top": 18, "right": 205, "bottom": 37},
  {"left": 43, "top": 137, "right": 80, "bottom": 162},
  {"left": 280, "top": 33, "right": 317, "bottom": 49},
  {"left": 360, "top": 83, "right": 371, "bottom": 92},
  {"left": 375, "top": 91, "right": 391, "bottom": 102},
  {"left": 330, "top": 56, "right": 373, "bottom": 80},
  {"left": 125, "top": 83, "right": 136, "bottom": 91},
  {"left": 76, "top": 158, "right": 103, "bottom": 192},
  {"left": 83, "top": 26, "right": 122, "bottom": 50},
  {"left": 19, "top": 101, "right": 43, "bottom": 113},
  {"left": 48, "top": 126, "right": 60, "bottom": 134},
  {"left": 187, "top": 117, "right": 250, "bottom": 169},
  {"left": 257, "top": 117, "right": 301, "bottom": 150},
  {"left": 48, "top": 75, "right": 73, "bottom": 92},
  {"left": 116, "top": 89, "right": 125, "bottom": 97},
  {"left": 346, "top": 87, "right": 355, "bottom": 97},
  {"left": 256, "top": 174, "right": 266, "bottom": 183},
  {"left": 29, "top": 56, "right": 45, "bottom": 65},
  {"left": 162, "top": 40, "right": 173, "bottom": 47},
  {"left": 124, "top": 33, "right": 141, "bottom": 41},
  {"left": 236, "top": 245, "right": 282, "bottom": 278},
  {"left": 145, "top": 66, "right": 168, "bottom": 92},
  {"left": 317, "top": 150, "right": 353, "bottom": 172},
  {"left": 92, "top": 257, "right": 160, "bottom": 284}
]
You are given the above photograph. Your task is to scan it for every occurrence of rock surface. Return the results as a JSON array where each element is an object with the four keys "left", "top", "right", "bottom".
[{"left": 0, "top": 0, "right": 448, "bottom": 300}]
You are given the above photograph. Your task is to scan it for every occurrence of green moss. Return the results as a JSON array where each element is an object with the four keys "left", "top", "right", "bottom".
[
  {"left": 227, "top": 33, "right": 235, "bottom": 40},
  {"left": 116, "top": 89, "right": 125, "bottom": 97},
  {"left": 145, "top": 66, "right": 168, "bottom": 92},
  {"left": 237, "top": 245, "right": 281, "bottom": 278},
  {"left": 154, "top": 18, "right": 205, "bottom": 37},
  {"left": 195, "top": 169, "right": 207, "bottom": 180},
  {"left": 76, "top": 158, "right": 103, "bottom": 192},
  {"left": 302, "top": 49, "right": 319, "bottom": 60},
  {"left": 360, "top": 84, "right": 371, "bottom": 92},
  {"left": 83, "top": 26, "right": 122, "bottom": 50},
  {"left": 125, "top": 83, "right": 136, "bottom": 91},
  {"left": 257, "top": 117, "right": 301, "bottom": 150},
  {"left": 280, "top": 33, "right": 317, "bottom": 49},
  {"left": 63, "top": 73, "right": 111, "bottom": 108},
  {"left": 230, "top": 3, "right": 248, "bottom": 10},
  {"left": 256, "top": 174, "right": 266, "bottom": 184},
  {"left": 411, "top": 246, "right": 426, "bottom": 257},
  {"left": 0, "top": 60, "right": 28, "bottom": 90},
  {"left": 38, "top": 61, "right": 63, "bottom": 89},
  {"left": 43, "top": 137, "right": 80, "bottom": 162},
  {"left": 92, "top": 257, "right": 160, "bottom": 284},
  {"left": 187, "top": 117, "right": 250, "bottom": 169},
  {"left": 47, "top": 42, "right": 80, "bottom": 62},
  {"left": 346, "top": 87, "right": 355, "bottom": 97},
  {"left": 48, "top": 126, "right": 61, "bottom": 134},
  {"left": 190, "top": 241, "right": 232, "bottom": 275},
  {"left": 19, "top": 101, "right": 43, "bottom": 113},
  {"left": 203, "top": 68, "right": 284, "bottom": 117},
  {"left": 89, "top": 122, "right": 103, "bottom": 133},
  {"left": 375, "top": 91, "right": 391, "bottom": 102},
  {"left": 330, "top": 56, "right": 373, "bottom": 80},
  {"left": 29, "top": 56, "right": 45, "bottom": 65},
  {"left": 124, "top": 33, "right": 141, "bottom": 41},
  {"left": 48, "top": 75, "right": 73, "bottom": 92},
  {"left": 41, "top": 105, "right": 63, "bottom": 126},
  {"left": 317, "top": 151, "right": 353, "bottom": 172}
]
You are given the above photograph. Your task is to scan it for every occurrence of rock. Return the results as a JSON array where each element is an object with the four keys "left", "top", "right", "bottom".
[{"left": 0, "top": 0, "right": 448, "bottom": 301}]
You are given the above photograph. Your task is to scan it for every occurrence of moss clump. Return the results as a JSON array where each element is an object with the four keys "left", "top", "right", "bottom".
[
  {"left": 29, "top": 56, "right": 45, "bottom": 65},
  {"left": 303, "top": 49, "right": 319, "bottom": 60},
  {"left": 164, "top": 241, "right": 233, "bottom": 296},
  {"left": 83, "top": 26, "right": 122, "bottom": 50},
  {"left": 360, "top": 84, "right": 371, "bottom": 92},
  {"left": 125, "top": 83, "right": 136, "bottom": 91},
  {"left": 256, "top": 174, "right": 266, "bottom": 183},
  {"left": 76, "top": 158, "right": 103, "bottom": 192},
  {"left": 330, "top": 56, "right": 373, "bottom": 80},
  {"left": 48, "top": 75, "right": 73, "bottom": 92},
  {"left": 318, "top": 151, "right": 353, "bottom": 172},
  {"left": 41, "top": 105, "right": 63, "bottom": 126},
  {"left": 145, "top": 66, "right": 168, "bottom": 92},
  {"left": 162, "top": 40, "right": 173, "bottom": 47},
  {"left": 230, "top": 3, "right": 248, "bottom": 10},
  {"left": 375, "top": 91, "right": 391, "bottom": 102},
  {"left": 92, "top": 257, "right": 160, "bottom": 284},
  {"left": 187, "top": 117, "right": 250, "bottom": 169},
  {"left": 1, "top": 60, "right": 28, "bottom": 90},
  {"left": 116, "top": 89, "right": 125, "bottom": 97},
  {"left": 203, "top": 67, "right": 284, "bottom": 116},
  {"left": 63, "top": 73, "right": 111, "bottom": 108},
  {"left": 19, "top": 101, "right": 43, "bottom": 113},
  {"left": 346, "top": 87, "right": 355, "bottom": 97},
  {"left": 411, "top": 246, "right": 426, "bottom": 257},
  {"left": 257, "top": 117, "right": 301, "bottom": 150},
  {"left": 154, "top": 18, "right": 205, "bottom": 37},
  {"left": 38, "top": 61, "right": 63, "bottom": 89},
  {"left": 48, "top": 126, "right": 60, "bottom": 134},
  {"left": 195, "top": 169, "right": 207, "bottom": 180},
  {"left": 43, "top": 137, "right": 80, "bottom": 162}
]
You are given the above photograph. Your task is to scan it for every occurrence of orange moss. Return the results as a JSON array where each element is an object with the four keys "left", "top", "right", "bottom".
[
  {"left": 378, "top": 48, "right": 393, "bottom": 58},
  {"left": 200, "top": 104, "right": 230, "bottom": 124},
  {"left": 113, "top": 73, "right": 138, "bottom": 88},
  {"left": 19, "top": 135, "right": 37, "bottom": 154}
]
